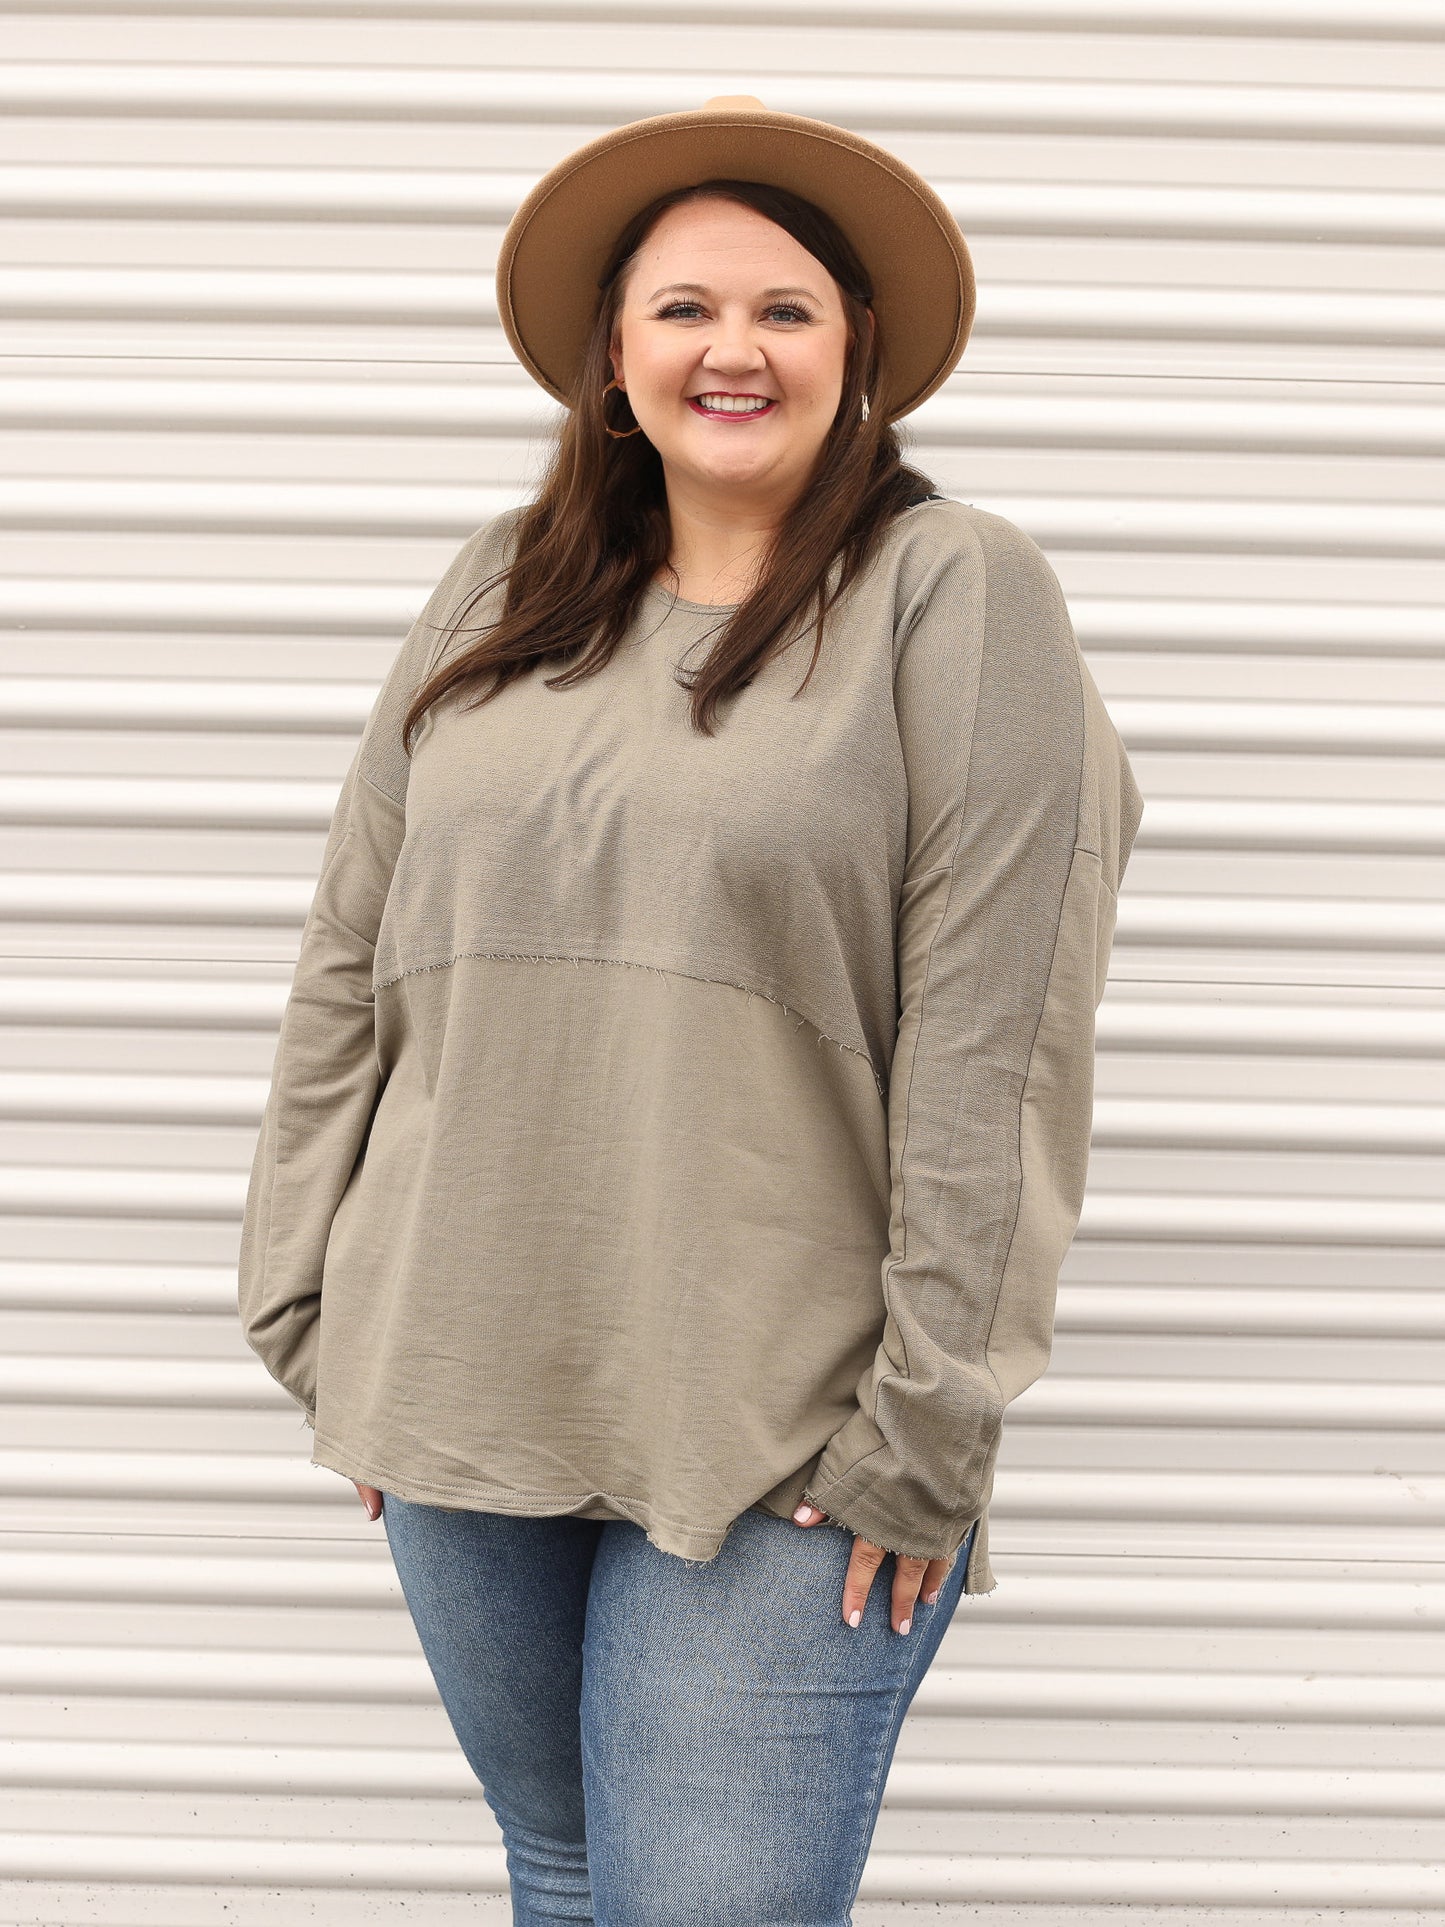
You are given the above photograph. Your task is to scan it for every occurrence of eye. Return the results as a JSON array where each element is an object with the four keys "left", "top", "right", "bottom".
[{"left": 651, "top": 300, "right": 815, "bottom": 323}]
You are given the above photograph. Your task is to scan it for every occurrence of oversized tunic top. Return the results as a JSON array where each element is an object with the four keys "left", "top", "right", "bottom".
[{"left": 237, "top": 495, "right": 1144, "bottom": 1597}]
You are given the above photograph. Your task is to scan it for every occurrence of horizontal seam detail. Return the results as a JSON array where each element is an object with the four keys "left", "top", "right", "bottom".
[{"left": 374, "top": 947, "right": 886, "bottom": 1097}]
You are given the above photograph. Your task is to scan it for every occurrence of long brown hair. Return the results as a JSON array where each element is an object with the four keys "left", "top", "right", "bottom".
[{"left": 401, "top": 177, "right": 939, "bottom": 749}]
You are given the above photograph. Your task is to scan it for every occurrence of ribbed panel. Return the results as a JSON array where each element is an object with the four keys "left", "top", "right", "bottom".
[{"left": 1, "top": 4, "right": 1442, "bottom": 1921}]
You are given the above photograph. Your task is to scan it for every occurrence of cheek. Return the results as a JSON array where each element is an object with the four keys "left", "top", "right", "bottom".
[
  {"left": 777, "top": 343, "right": 847, "bottom": 408},
  {"left": 633, "top": 340, "right": 695, "bottom": 397}
]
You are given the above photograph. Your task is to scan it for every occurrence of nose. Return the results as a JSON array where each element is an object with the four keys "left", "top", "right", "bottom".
[{"left": 701, "top": 314, "right": 767, "bottom": 375}]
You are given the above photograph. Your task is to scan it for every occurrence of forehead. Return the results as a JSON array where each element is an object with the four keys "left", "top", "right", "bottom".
[{"left": 625, "top": 201, "right": 838, "bottom": 303}]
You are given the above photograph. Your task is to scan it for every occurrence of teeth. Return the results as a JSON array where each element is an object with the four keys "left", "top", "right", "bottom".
[{"left": 695, "top": 394, "right": 771, "bottom": 413}]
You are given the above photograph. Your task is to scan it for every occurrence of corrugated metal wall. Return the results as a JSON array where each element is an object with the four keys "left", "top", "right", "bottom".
[{"left": 2, "top": 4, "right": 1442, "bottom": 1921}]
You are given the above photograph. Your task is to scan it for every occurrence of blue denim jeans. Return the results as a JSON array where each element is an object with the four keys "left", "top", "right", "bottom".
[{"left": 380, "top": 1491, "right": 976, "bottom": 1926}]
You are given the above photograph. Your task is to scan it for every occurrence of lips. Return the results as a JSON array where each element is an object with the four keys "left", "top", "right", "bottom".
[{"left": 687, "top": 396, "right": 777, "bottom": 420}]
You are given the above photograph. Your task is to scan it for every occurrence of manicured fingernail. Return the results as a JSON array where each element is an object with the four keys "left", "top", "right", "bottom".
[
  {"left": 899, "top": 1617, "right": 911, "bottom": 1635},
  {"left": 924, "top": 1588, "right": 939, "bottom": 1604},
  {"left": 793, "top": 1505, "right": 813, "bottom": 1522},
  {"left": 848, "top": 1608, "right": 862, "bottom": 1627}
]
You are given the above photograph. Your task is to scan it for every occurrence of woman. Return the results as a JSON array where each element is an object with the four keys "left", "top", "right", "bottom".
[{"left": 239, "top": 95, "right": 1143, "bottom": 1924}]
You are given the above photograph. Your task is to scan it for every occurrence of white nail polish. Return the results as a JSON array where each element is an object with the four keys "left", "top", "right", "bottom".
[
  {"left": 899, "top": 1617, "right": 911, "bottom": 1635},
  {"left": 848, "top": 1608, "right": 861, "bottom": 1627}
]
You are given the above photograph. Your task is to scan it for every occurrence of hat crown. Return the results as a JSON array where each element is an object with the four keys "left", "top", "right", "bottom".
[{"left": 700, "top": 94, "right": 767, "bottom": 112}]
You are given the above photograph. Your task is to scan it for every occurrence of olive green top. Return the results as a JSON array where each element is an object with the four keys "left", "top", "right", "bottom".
[{"left": 238, "top": 496, "right": 1143, "bottom": 1596}]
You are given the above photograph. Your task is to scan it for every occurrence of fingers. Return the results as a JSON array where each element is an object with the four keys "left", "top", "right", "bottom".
[
  {"left": 898, "top": 1554, "right": 953, "bottom": 1629},
  {"left": 919, "top": 1556, "right": 952, "bottom": 1607},
  {"left": 354, "top": 1482, "right": 383, "bottom": 1521},
  {"left": 842, "top": 1537, "right": 889, "bottom": 1628},
  {"left": 791, "top": 1504, "right": 951, "bottom": 1634},
  {"left": 891, "top": 1554, "right": 935, "bottom": 1634}
]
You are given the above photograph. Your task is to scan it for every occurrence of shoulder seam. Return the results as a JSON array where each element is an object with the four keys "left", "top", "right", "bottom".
[{"left": 358, "top": 767, "right": 406, "bottom": 812}]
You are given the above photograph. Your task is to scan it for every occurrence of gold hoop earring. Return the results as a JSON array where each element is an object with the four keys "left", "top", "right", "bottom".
[{"left": 603, "top": 377, "right": 644, "bottom": 439}]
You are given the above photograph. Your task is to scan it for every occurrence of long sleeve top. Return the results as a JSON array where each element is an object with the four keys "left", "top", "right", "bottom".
[{"left": 237, "top": 494, "right": 1144, "bottom": 1597}]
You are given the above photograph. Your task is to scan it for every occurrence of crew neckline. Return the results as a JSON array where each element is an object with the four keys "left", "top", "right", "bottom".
[
  {"left": 643, "top": 580, "right": 741, "bottom": 615},
  {"left": 640, "top": 498, "right": 949, "bottom": 617}
]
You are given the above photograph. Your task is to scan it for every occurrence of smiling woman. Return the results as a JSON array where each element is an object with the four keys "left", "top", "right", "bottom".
[{"left": 237, "top": 93, "right": 1142, "bottom": 1925}]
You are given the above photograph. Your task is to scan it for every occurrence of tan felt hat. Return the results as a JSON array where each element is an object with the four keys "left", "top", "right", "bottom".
[{"left": 495, "top": 94, "right": 975, "bottom": 425}]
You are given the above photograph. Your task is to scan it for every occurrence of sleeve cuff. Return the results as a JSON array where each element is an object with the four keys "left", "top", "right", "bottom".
[{"left": 801, "top": 1463, "right": 976, "bottom": 1565}]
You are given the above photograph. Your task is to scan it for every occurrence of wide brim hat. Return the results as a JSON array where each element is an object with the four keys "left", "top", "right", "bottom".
[{"left": 495, "top": 94, "right": 975, "bottom": 426}]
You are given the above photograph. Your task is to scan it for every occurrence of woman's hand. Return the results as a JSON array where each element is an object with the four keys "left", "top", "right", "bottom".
[
  {"left": 792, "top": 1502, "right": 950, "bottom": 1635},
  {"left": 354, "top": 1482, "right": 383, "bottom": 1521}
]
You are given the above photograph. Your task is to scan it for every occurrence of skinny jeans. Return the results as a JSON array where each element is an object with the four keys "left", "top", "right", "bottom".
[{"left": 381, "top": 1490, "right": 976, "bottom": 1926}]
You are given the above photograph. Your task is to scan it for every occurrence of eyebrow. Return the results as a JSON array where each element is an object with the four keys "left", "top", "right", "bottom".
[{"left": 647, "top": 282, "right": 821, "bottom": 302}]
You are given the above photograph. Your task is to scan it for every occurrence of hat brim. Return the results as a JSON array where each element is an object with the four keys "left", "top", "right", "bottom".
[{"left": 495, "top": 105, "right": 974, "bottom": 425}]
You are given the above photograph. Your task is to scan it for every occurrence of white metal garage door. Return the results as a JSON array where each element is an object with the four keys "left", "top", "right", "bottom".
[{"left": 1, "top": 4, "right": 1441, "bottom": 1921}]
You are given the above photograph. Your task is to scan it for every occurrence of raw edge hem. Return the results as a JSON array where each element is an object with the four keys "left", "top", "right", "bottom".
[{"left": 310, "top": 1432, "right": 738, "bottom": 1564}]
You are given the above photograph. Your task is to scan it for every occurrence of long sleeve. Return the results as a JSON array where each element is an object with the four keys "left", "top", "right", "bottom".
[
  {"left": 802, "top": 511, "right": 1144, "bottom": 1563},
  {"left": 236, "top": 521, "right": 502, "bottom": 1423}
]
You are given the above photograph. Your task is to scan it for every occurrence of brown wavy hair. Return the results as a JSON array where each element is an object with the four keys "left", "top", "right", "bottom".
[{"left": 401, "top": 177, "right": 939, "bottom": 747}]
